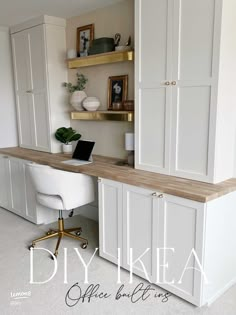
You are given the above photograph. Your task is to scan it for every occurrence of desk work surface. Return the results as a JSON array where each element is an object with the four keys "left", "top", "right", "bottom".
[{"left": 1, "top": 147, "right": 236, "bottom": 203}]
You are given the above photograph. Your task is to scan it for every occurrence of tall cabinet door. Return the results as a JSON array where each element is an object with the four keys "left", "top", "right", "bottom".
[
  {"left": 135, "top": 0, "right": 172, "bottom": 174},
  {"left": 157, "top": 194, "right": 205, "bottom": 306},
  {"left": 123, "top": 184, "right": 160, "bottom": 282},
  {"left": 12, "top": 30, "right": 35, "bottom": 149},
  {"left": 98, "top": 178, "right": 123, "bottom": 265},
  {"left": 170, "top": 0, "right": 219, "bottom": 182},
  {"left": 28, "top": 25, "right": 50, "bottom": 152},
  {"left": 12, "top": 26, "right": 50, "bottom": 152}
]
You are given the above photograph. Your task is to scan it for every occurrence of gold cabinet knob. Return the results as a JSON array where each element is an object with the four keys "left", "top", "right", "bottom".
[
  {"left": 158, "top": 194, "right": 164, "bottom": 198},
  {"left": 165, "top": 81, "right": 170, "bottom": 86},
  {"left": 171, "top": 81, "right": 177, "bottom": 85},
  {"left": 152, "top": 192, "right": 158, "bottom": 197}
]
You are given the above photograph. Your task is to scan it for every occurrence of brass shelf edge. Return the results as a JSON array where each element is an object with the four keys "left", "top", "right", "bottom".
[
  {"left": 71, "top": 111, "right": 134, "bottom": 122},
  {"left": 67, "top": 50, "right": 134, "bottom": 69}
]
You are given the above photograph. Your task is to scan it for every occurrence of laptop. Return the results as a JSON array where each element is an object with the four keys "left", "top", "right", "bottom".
[{"left": 62, "top": 140, "right": 95, "bottom": 166}]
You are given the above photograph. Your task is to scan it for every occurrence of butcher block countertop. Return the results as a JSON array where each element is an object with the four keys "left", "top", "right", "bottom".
[{"left": 1, "top": 147, "right": 236, "bottom": 203}]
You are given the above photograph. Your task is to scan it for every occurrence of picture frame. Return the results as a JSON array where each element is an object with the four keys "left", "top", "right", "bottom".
[
  {"left": 76, "top": 24, "right": 94, "bottom": 57},
  {"left": 107, "top": 75, "right": 128, "bottom": 110}
]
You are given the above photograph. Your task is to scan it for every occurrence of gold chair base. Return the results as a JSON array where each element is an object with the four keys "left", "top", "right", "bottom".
[{"left": 29, "top": 218, "right": 88, "bottom": 257}]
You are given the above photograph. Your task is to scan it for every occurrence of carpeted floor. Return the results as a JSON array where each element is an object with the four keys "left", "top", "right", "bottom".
[{"left": 0, "top": 208, "right": 235, "bottom": 315}]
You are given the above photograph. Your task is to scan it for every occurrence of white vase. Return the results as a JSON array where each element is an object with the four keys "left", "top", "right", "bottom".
[
  {"left": 70, "top": 91, "right": 87, "bottom": 111},
  {"left": 62, "top": 143, "right": 72, "bottom": 154}
]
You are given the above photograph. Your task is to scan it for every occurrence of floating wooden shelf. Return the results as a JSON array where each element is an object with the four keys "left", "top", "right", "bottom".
[
  {"left": 67, "top": 50, "right": 134, "bottom": 69},
  {"left": 71, "top": 111, "right": 134, "bottom": 122}
]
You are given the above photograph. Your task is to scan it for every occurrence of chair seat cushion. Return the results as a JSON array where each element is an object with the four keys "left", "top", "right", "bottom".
[{"left": 37, "top": 193, "right": 65, "bottom": 210}]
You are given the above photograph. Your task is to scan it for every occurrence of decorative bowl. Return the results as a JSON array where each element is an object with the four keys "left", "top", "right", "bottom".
[{"left": 83, "top": 97, "right": 100, "bottom": 111}]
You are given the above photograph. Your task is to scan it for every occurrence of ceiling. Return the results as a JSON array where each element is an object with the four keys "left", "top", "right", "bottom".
[{"left": 0, "top": 0, "right": 124, "bottom": 26}]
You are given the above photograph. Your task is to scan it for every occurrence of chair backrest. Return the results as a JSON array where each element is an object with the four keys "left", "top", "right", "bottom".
[{"left": 27, "top": 163, "right": 95, "bottom": 210}]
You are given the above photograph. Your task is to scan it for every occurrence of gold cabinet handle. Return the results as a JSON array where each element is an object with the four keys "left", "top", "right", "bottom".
[
  {"left": 158, "top": 194, "right": 164, "bottom": 198},
  {"left": 165, "top": 81, "right": 170, "bottom": 86},
  {"left": 152, "top": 192, "right": 158, "bottom": 197},
  {"left": 171, "top": 81, "right": 177, "bottom": 85}
]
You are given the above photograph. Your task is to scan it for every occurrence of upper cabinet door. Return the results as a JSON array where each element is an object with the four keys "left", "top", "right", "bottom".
[
  {"left": 135, "top": 0, "right": 172, "bottom": 174},
  {"left": 170, "top": 0, "right": 218, "bottom": 181},
  {"left": 28, "top": 25, "right": 50, "bottom": 151}
]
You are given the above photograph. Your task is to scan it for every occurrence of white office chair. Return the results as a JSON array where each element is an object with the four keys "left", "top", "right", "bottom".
[{"left": 27, "top": 163, "right": 95, "bottom": 257}]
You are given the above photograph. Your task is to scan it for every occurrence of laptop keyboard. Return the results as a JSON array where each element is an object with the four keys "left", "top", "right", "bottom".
[{"left": 61, "top": 159, "right": 92, "bottom": 166}]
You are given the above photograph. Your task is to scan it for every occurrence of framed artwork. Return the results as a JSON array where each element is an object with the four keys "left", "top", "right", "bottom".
[
  {"left": 107, "top": 75, "right": 128, "bottom": 110},
  {"left": 76, "top": 24, "right": 94, "bottom": 57}
]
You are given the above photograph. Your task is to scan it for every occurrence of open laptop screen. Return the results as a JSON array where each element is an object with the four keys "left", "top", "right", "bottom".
[{"left": 72, "top": 140, "right": 95, "bottom": 161}]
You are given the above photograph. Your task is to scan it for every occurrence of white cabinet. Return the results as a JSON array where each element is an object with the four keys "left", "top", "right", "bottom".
[
  {"left": 8, "top": 157, "right": 27, "bottom": 217},
  {"left": 0, "top": 155, "right": 10, "bottom": 209},
  {"left": 0, "top": 154, "right": 57, "bottom": 224},
  {"left": 11, "top": 15, "right": 70, "bottom": 153},
  {"left": 123, "top": 184, "right": 160, "bottom": 281},
  {"left": 135, "top": 0, "right": 236, "bottom": 183},
  {"left": 98, "top": 178, "right": 205, "bottom": 306},
  {"left": 157, "top": 194, "right": 205, "bottom": 306},
  {"left": 98, "top": 179, "right": 123, "bottom": 264}
]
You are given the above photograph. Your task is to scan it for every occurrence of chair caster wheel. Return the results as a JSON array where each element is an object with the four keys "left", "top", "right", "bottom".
[
  {"left": 81, "top": 243, "right": 87, "bottom": 249},
  {"left": 28, "top": 244, "right": 35, "bottom": 250},
  {"left": 47, "top": 230, "right": 54, "bottom": 235},
  {"left": 75, "top": 228, "right": 82, "bottom": 236}
]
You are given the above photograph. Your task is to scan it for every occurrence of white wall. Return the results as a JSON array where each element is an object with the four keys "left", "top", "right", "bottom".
[{"left": 0, "top": 27, "right": 18, "bottom": 148}]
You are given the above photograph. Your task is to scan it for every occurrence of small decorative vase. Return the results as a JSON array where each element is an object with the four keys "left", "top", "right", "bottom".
[
  {"left": 70, "top": 91, "right": 87, "bottom": 111},
  {"left": 62, "top": 143, "right": 72, "bottom": 154}
]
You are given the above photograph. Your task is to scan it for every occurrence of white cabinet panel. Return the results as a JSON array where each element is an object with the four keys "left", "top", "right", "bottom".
[
  {"left": 99, "top": 179, "right": 123, "bottom": 264},
  {"left": 138, "top": 0, "right": 170, "bottom": 86},
  {"left": 33, "top": 93, "right": 50, "bottom": 150},
  {"left": 8, "top": 158, "right": 26, "bottom": 216},
  {"left": 11, "top": 31, "right": 30, "bottom": 92},
  {"left": 0, "top": 155, "right": 10, "bottom": 209},
  {"left": 171, "top": 86, "right": 211, "bottom": 179},
  {"left": 174, "top": 0, "right": 215, "bottom": 80},
  {"left": 137, "top": 88, "right": 170, "bottom": 172},
  {"left": 158, "top": 194, "right": 205, "bottom": 305},
  {"left": 123, "top": 184, "right": 159, "bottom": 281}
]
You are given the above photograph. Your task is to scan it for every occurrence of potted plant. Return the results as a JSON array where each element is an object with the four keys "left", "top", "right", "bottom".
[
  {"left": 55, "top": 127, "right": 81, "bottom": 153},
  {"left": 63, "top": 73, "right": 88, "bottom": 111}
]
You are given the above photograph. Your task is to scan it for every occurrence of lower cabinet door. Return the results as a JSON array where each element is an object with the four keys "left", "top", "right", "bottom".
[
  {"left": 98, "top": 178, "right": 123, "bottom": 265},
  {"left": 8, "top": 157, "right": 27, "bottom": 216},
  {"left": 122, "top": 184, "right": 160, "bottom": 282},
  {"left": 24, "top": 161, "right": 37, "bottom": 223},
  {"left": 157, "top": 194, "right": 205, "bottom": 306},
  {"left": 0, "top": 155, "right": 10, "bottom": 210}
]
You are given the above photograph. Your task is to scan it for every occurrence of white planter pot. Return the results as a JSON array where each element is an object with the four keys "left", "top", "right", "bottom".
[
  {"left": 62, "top": 143, "right": 73, "bottom": 154},
  {"left": 70, "top": 91, "right": 87, "bottom": 111}
]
